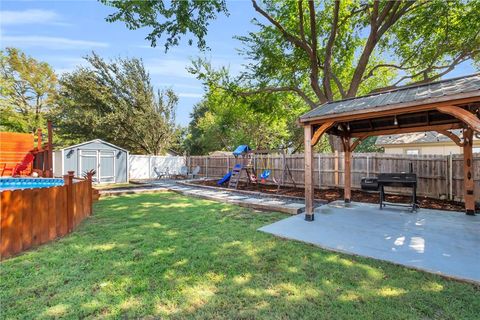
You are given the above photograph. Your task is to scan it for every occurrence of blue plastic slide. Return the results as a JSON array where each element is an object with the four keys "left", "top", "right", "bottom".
[{"left": 217, "top": 171, "right": 232, "bottom": 185}]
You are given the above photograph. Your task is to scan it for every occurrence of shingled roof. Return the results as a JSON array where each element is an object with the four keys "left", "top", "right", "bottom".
[
  {"left": 300, "top": 73, "right": 480, "bottom": 122},
  {"left": 376, "top": 130, "right": 480, "bottom": 145}
]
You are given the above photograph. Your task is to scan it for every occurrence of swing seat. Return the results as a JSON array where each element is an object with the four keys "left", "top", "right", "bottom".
[{"left": 260, "top": 169, "right": 271, "bottom": 179}]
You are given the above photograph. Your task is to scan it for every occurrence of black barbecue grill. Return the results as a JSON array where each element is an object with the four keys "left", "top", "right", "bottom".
[{"left": 377, "top": 173, "right": 417, "bottom": 212}]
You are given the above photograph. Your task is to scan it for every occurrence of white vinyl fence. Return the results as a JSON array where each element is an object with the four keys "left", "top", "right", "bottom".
[{"left": 129, "top": 155, "right": 186, "bottom": 180}]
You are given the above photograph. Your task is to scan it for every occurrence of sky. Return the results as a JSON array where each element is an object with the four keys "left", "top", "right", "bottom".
[
  {"left": 0, "top": 0, "right": 257, "bottom": 125},
  {"left": 1, "top": 1, "right": 477, "bottom": 126}
]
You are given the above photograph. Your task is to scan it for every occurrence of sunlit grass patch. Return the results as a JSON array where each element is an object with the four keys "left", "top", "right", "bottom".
[{"left": 1, "top": 192, "right": 479, "bottom": 319}]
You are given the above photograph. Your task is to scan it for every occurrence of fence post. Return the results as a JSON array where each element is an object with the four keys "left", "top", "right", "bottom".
[
  {"left": 227, "top": 156, "right": 230, "bottom": 173},
  {"left": 318, "top": 153, "right": 321, "bottom": 189},
  {"left": 448, "top": 152, "right": 453, "bottom": 200},
  {"left": 148, "top": 155, "right": 152, "bottom": 179},
  {"left": 204, "top": 156, "right": 208, "bottom": 177},
  {"left": 86, "top": 171, "right": 94, "bottom": 215},
  {"left": 334, "top": 150, "right": 339, "bottom": 187},
  {"left": 366, "top": 155, "right": 370, "bottom": 177},
  {"left": 64, "top": 171, "right": 74, "bottom": 232}
]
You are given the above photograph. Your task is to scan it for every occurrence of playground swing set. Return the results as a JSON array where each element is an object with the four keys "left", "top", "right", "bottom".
[{"left": 217, "top": 145, "right": 296, "bottom": 193}]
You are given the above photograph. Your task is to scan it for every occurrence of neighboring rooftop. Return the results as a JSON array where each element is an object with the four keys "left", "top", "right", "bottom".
[
  {"left": 376, "top": 130, "right": 479, "bottom": 145},
  {"left": 300, "top": 73, "right": 480, "bottom": 121}
]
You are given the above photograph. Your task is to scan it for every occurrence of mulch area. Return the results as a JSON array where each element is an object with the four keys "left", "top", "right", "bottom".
[{"left": 193, "top": 179, "right": 471, "bottom": 212}]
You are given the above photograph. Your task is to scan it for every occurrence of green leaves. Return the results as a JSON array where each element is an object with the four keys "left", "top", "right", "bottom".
[
  {"left": 57, "top": 53, "right": 179, "bottom": 155},
  {"left": 184, "top": 60, "right": 309, "bottom": 155},
  {"left": 0, "top": 48, "right": 58, "bottom": 133},
  {"left": 100, "top": 0, "right": 228, "bottom": 51}
]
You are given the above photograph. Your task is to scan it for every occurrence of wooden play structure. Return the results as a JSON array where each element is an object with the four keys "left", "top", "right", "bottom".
[
  {"left": 0, "top": 121, "right": 54, "bottom": 177},
  {"left": 219, "top": 145, "right": 296, "bottom": 193},
  {"left": 299, "top": 74, "right": 480, "bottom": 219}
]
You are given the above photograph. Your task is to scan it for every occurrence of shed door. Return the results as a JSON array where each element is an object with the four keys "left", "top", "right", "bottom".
[
  {"left": 99, "top": 151, "right": 115, "bottom": 183},
  {"left": 79, "top": 150, "right": 98, "bottom": 182}
]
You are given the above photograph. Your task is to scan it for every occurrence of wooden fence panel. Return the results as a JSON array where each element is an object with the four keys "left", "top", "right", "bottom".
[
  {"left": 47, "top": 187, "right": 58, "bottom": 241},
  {"left": 0, "top": 190, "right": 22, "bottom": 258},
  {"left": 56, "top": 187, "right": 68, "bottom": 237},
  {"left": 31, "top": 189, "right": 42, "bottom": 246},
  {"left": 38, "top": 188, "right": 50, "bottom": 244},
  {"left": 187, "top": 152, "right": 480, "bottom": 201},
  {"left": 21, "top": 189, "right": 33, "bottom": 251},
  {"left": 1, "top": 178, "right": 93, "bottom": 260}
]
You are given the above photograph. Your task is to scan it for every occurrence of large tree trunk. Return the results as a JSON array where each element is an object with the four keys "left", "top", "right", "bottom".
[{"left": 328, "top": 135, "right": 343, "bottom": 152}]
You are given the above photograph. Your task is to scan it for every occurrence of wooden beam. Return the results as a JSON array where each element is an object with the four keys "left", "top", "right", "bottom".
[
  {"left": 311, "top": 121, "right": 335, "bottom": 146},
  {"left": 436, "top": 130, "right": 464, "bottom": 147},
  {"left": 46, "top": 121, "right": 53, "bottom": 178},
  {"left": 343, "top": 136, "right": 352, "bottom": 203},
  {"left": 304, "top": 125, "right": 314, "bottom": 221},
  {"left": 350, "top": 134, "right": 368, "bottom": 151},
  {"left": 436, "top": 105, "right": 480, "bottom": 132},
  {"left": 350, "top": 123, "right": 464, "bottom": 138},
  {"left": 463, "top": 128, "right": 476, "bottom": 215}
]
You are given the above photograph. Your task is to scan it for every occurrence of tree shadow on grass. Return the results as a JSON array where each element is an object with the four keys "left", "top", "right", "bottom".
[{"left": 1, "top": 193, "right": 479, "bottom": 319}]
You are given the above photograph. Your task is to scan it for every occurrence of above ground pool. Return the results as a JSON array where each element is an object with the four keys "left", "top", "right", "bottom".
[{"left": 0, "top": 178, "right": 64, "bottom": 191}]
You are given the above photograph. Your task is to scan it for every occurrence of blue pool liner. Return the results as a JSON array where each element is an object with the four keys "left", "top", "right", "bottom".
[{"left": 0, "top": 178, "right": 65, "bottom": 191}]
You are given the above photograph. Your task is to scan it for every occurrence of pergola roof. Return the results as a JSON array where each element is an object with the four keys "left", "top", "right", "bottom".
[
  {"left": 300, "top": 74, "right": 480, "bottom": 217},
  {"left": 300, "top": 73, "right": 480, "bottom": 123}
]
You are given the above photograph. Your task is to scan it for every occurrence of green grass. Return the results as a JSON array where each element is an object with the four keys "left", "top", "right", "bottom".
[{"left": 1, "top": 193, "right": 479, "bottom": 319}]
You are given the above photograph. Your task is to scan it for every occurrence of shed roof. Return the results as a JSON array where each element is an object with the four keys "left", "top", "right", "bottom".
[
  {"left": 57, "top": 139, "right": 128, "bottom": 152},
  {"left": 376, "top": 130, "right": 480, "bottom": 145},
  {"left": 300, "top": 73, "right": 480, "bottom": 123}
]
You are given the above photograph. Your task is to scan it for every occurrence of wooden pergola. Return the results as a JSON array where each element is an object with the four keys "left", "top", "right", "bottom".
[{"left": 299, "top": 74, "right": 480, "bottom": 220}]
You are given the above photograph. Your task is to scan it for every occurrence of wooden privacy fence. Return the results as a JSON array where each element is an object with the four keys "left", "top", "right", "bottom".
[
  {"left": 0, "top": 172, "right": 94, "bottom": 260},
  {"left": 188, "top": 152, "right": 480, "bottom": 202}
]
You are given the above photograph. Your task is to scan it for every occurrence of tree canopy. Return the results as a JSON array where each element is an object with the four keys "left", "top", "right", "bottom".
[
  {"left": 0, "top": 48, "right": 58, "bottom": 133},
  {"left": 100, "top": 0, "right": 228, "bottom": 51},
  {"left": 102, "top": 0, "right": 480, "bottom": 103},
  {"left": 56, "top": 53, "right": 179, "bottom": 155}
]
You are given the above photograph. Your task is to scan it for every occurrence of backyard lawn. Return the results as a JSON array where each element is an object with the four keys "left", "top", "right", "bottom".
[{"left": 1, "top": 193, "right": 479, "bottom": 319}]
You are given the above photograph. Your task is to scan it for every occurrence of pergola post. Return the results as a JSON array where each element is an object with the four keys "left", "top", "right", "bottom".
[
  {"left": 463, "top": 128, "right": 475, "bottom": 215},
  {"left": 343, "top": 137, "right": 352, "bottom": 203},
  {"left": 304, "top": 124, "right": 314, "bottom": 221}
]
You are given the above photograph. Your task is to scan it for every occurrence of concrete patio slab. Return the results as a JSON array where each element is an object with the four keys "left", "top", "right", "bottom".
[{"left": 259, "top": 201, "right": 480, "bottom": 283}]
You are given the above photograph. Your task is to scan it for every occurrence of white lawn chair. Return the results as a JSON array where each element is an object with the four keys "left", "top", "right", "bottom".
[
  {"left": 171, "top": 166, "right": 188, "bottom": 179},
  {"left": 180, "top": 166, "right": 188, "bottom": 176},
  {"left": 153, "top": 166, "right": 169, "bottom": 179},
  {"left": 188, "top": 166, "right": 201, "bottom": 179}
]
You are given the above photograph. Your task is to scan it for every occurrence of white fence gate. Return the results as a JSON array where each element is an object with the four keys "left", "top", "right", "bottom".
[{"left": 129, "top": 155, "right": 186, "bottom": 180}]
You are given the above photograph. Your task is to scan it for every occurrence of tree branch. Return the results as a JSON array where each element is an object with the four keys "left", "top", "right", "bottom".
[
  {"left": 323, "top": 0, "right": 340, "bottom": 101},
  {"left": 298, "top": 0, "right": 306, "bottom": 43},
  {"left": 347, "top": 1, "right": 414, "bottom": 97},
  {"left": 251, "top": 0, "right": 327, "bottom": 103},
  {"left": 307, "top": 0, "right": 327, "bottom": 103},
  {"left": 251, "top": 0, "right": 311, "bottom": 54},
  {"left": 370, "top": 51, "right": 479, "bottom": 93},
  {"left": 237, "top": 85, "right": 317, "bottom": 109}
]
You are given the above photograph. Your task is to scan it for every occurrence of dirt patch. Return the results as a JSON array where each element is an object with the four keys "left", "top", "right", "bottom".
[{"left": 192, "top": 179, "right": 471, "bottom": 212}]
